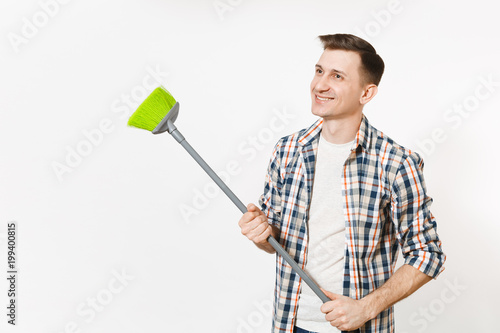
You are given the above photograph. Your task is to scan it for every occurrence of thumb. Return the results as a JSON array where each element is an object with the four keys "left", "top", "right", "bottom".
[
  {"left": 320, "top": 288, "right": 338, "bottom": 300},
  {"left": 247, "top": 203, "right": 256, "bottom": 211}
]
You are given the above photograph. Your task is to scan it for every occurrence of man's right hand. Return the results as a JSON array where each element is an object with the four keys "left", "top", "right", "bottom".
[{"left": 238, "top": 203, "right": 277, "bottom": 254}]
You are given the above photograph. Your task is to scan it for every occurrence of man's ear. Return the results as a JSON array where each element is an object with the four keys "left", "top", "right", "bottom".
[{"left": 360, "top": 84, "right": 378, "bottom": 105}]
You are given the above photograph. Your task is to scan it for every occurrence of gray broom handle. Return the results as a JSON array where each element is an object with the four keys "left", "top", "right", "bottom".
[{"left": 169, "top": 127, "right": 330, "bottom": 304}]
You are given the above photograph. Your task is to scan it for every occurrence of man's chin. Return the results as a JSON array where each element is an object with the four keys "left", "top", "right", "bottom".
[{"left": 311, "top": 106, "right": 333, "bottom": 118}]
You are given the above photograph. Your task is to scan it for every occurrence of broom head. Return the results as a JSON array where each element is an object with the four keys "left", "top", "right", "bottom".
[{"left": 127, "top": 86, "right": 178, "bottom": 132}]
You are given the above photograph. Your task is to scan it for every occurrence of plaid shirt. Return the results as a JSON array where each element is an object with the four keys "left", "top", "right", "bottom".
[{"left": 258, "top": 114, "right": 445, "bottom": 333}]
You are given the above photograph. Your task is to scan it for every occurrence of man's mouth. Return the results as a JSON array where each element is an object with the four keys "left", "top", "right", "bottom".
[{"left": 315, "top": 94, "right": 335, "bottom": 102}]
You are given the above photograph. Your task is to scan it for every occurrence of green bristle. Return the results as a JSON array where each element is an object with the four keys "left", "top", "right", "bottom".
[{"left": 127, "top": 86, "right": 177, "bottom": 131}]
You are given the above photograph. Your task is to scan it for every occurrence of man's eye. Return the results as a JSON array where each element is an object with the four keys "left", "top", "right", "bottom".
[
  {"left": 316, "top": 69, "right": 323, "bottom": 74},
  {"left": 335, "top": 74, "right": 342, "bottom": 79}
]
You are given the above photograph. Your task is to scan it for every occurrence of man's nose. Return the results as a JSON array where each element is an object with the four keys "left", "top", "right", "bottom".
[{"left": 314, "top": 75, "right": 330, "bottom": 92}]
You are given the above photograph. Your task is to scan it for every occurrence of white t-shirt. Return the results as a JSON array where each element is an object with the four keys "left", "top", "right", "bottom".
[{"left": 295, "top": 133, "right": 354, "bottom": 333}]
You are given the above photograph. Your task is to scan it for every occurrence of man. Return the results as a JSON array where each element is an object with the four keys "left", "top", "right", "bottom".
[{"left": 238, "top": 34, "right": 445, "bottom": 333}]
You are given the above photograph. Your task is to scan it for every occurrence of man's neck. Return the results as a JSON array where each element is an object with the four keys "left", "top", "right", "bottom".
[{"left": 320, "top": 112, "right": 363, "bottom": 144}]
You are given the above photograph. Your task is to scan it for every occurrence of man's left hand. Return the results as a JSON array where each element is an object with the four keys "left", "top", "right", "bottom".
[{"left": 320, "top": 288, "right": 372, "bottom": 331}]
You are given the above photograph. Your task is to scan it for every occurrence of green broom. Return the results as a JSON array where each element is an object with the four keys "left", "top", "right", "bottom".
[{"left": 128, "top": 86, "right": 330, "bottom": 303}]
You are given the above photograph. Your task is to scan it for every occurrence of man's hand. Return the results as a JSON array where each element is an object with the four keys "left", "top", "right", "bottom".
[
  {"left": 320, "top": 288, "right": 372, "bottom": 331},
  {"left": 238, "top": 204, "right": 277, "bottom": 254},
  {"left": 320, "top": 265, "right": 433, "bottom": 330}
]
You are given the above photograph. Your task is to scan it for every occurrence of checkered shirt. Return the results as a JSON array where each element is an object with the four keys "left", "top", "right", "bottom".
[{"left": 258, "top": 114, "right": 446, "bottom": 333}]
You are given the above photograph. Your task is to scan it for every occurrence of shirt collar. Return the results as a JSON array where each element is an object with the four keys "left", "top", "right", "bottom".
[{"left": 298, "top": 113, "right": 372, "bottom": 152}]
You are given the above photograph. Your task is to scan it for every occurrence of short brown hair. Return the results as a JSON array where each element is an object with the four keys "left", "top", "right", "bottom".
[{"left": 318, "top": 34, "right": 385, "bottom": 86}]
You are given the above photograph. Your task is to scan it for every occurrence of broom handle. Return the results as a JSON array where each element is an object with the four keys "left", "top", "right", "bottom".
[{"left": 169, "top": 126, "right": 330, "bottom": 304}]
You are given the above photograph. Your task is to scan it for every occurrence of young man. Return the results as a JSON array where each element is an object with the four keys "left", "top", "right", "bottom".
[{"left": 238, "top": 34, "right": 445, "bottom": 333}]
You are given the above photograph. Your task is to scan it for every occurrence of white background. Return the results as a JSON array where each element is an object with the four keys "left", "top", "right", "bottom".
[{"left": 0, "top": 0, "right": 498, "bottom": 332}]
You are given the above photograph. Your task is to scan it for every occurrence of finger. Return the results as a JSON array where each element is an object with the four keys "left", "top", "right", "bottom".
[
  {"left": 239, "top": 214, "right": 254, "bottom": 228},
  {"left": 242, "top": 216, "right": 265, "bottom": 237},
  {"left": 319, "top": 287, "right": 344, "bottom": 301},
  {"left": 320, "top": 288, "right": 339, "bottom": 301},
  {"left": 329, "top": 319, "right": 342, "bottom": 329},
  {"left": 239, "top": 210, "right": 262, "bottom": 227},
  {"left": 247, "top": 203, "right": 257, "bottom": 211},
  {"left": 253, "top": 210, "right": 265, "bottom": 220},
  {"left": 249, "top": 214, "right": 267, "bottom": 229},
  {"left": 320, "top": 302, "right": 335, "bottom": 314},
  {"left": 247, "top": 221, "right": 269, "bottom": 240},
  {"left": 325, "top": 309, "right": 342, "bottom": 322},
  {"left": 320, "top": 290, "right": 338, "bottom": 313},
  {"left": 248, "top": 204, "right": 266, "bottom": 217},
  {"left": 246, "top": 210, "right": 264, "bottom": 222},
  {"left": 253, "top": 225, "right": 272, "bottom": 243}
]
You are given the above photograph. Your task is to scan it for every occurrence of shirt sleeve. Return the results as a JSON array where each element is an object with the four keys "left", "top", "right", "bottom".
[
  {"left": 391, "top": 151, "right": 446, "bottom": 279},
  {"left": 258, "top": 140, "right": 283, "bottom": 231}
]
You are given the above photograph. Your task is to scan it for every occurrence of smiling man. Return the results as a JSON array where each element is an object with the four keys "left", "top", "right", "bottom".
[{"left": 238, "top": 34, "right": 445, "bottom": 333}]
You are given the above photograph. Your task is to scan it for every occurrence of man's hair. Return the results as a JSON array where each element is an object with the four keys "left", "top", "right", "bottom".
[{"left": 318, "top": 34, "right": 385, "bottom": 86}]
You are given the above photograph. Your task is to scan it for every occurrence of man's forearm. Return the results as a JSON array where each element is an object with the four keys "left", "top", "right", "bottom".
[
  {"left": 360, "top": 264, "right": 432, "bottom": 320},
  {"left": 254, "top": 225, "right": 280, "bottom": 254}
]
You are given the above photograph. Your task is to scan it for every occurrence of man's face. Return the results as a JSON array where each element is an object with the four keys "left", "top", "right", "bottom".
[{"left": 310, "top": 49, "right": 367, "bottom": 120}]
